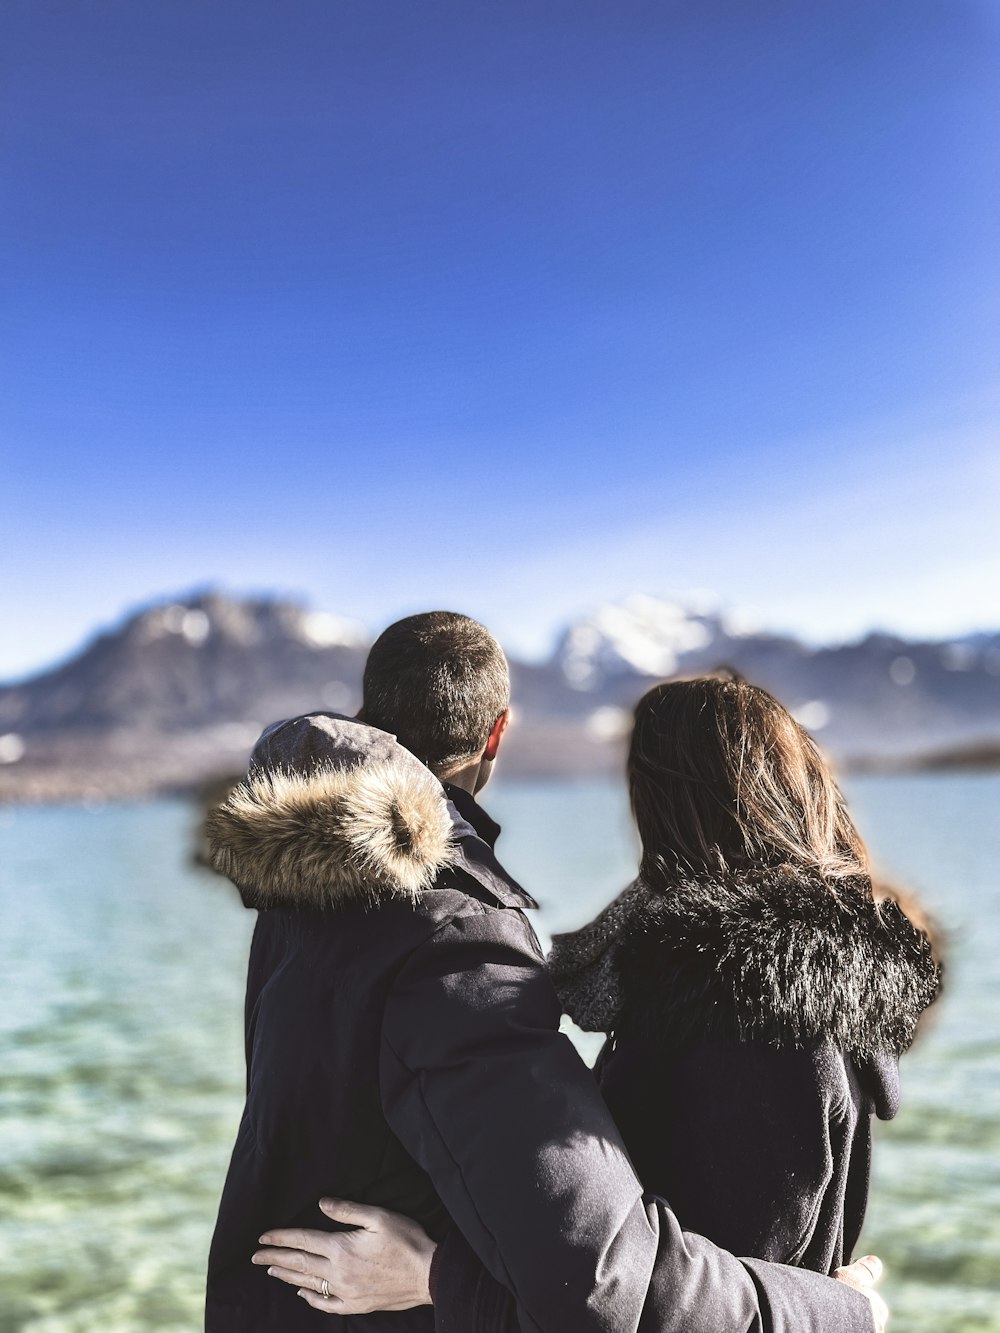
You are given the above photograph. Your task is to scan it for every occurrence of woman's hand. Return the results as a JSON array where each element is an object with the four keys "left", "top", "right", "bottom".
[
  {"left": 252, "top": 1198, "right": 436, "bottom": 1315},
  {"left": 833, "top": 1255, "right": 888, "bottom": 1332}
]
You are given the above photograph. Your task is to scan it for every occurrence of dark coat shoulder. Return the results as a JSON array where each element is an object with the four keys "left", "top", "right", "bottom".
[{"left": 550, "top": 869, "right": 940, "bottom": 1274}]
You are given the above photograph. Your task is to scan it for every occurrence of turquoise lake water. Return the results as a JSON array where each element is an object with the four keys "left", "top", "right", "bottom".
[{"left": 1, "top": 773, "right": 998, "bottom": 1331}]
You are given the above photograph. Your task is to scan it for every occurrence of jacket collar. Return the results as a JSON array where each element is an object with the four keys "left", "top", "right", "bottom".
[
  {"left": 442, "top": 782, "right": 538, "bottom": 911},
  {"left": 550, "top": 871, "right": 940, "bottom": 1057},
  {"left": 206, "top": 716, "right": 537, "bottom": 913},
  {"left": 442, "top": 782, "right": 502, "bottom": 847}
]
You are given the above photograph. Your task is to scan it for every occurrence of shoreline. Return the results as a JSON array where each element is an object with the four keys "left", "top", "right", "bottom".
[{"left": 3, "top": 739, "right": 999, "bottom": 807}]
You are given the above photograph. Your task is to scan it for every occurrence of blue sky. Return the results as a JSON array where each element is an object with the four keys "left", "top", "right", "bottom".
[{"left": 3, "top": 0, "right": 997, "bottom": 679}]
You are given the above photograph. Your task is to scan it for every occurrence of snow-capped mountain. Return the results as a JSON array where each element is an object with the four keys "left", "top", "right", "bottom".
[
  {"left": 554, "top": 596, "right": 731, "bottom": 688},
  {"left": 1, "top": 591, "right": 999, "bottom": 801},
  {"left": 0, "top": 593, "right": 367, "bottom": 737},
  {"left": 548, "top": 601, "right": 1000, "bottom": 762}
]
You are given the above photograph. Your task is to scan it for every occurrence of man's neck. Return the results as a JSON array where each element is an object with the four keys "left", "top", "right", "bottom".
[{"left": 435, "top": 755, "right": 486, "bottom": 795}]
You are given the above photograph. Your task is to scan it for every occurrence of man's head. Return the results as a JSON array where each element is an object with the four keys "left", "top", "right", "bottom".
[{"left": 362, "top": 612, "right": 510, "bottom": 789}]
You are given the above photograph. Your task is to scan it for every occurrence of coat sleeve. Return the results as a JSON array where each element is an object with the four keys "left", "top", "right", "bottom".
[{"left": 379, "top": 906, "right": 873, "bottom": 1333}]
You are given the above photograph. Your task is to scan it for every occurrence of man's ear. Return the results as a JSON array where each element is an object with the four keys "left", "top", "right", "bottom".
[{"left": 484, "top": 709, "right": 510, "bottom": 761}]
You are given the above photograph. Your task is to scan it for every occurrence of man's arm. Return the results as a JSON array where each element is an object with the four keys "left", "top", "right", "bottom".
[{"left": 379, "top": 906, "right": 874, "bottom": 1333}]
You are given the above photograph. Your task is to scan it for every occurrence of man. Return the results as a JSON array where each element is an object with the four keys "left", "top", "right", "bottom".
[{"left": 206, "top": 611, "right": 883, "bottom": 1332}]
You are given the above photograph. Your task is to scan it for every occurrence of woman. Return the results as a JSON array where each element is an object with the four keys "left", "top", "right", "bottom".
[
  {"left": 548, "top": 673, "right": 941, "bottom": 1270},
  {"left": 258, "top": 673, "right": 937, "bottom": 1312}
]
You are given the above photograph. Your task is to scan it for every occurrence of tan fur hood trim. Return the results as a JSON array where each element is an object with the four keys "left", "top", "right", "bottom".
[{"left": 207, "top": 759, "right": 455, "bottom": 907}]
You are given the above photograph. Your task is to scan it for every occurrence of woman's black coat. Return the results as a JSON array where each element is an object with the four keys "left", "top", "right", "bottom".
[{"left": 549, "top": 871, "right": 940, "bottom": 1275}]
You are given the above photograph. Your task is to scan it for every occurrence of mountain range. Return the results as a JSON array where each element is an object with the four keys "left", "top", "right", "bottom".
[{"left": 2, "top": 591, "right": 999, "bottom": 802}]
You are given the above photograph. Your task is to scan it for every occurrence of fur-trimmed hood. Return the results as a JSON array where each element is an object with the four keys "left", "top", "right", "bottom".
[
  {"left": 207, "top": 713, "right": 456, "bottom": 908},
  {"left": 549, "top": 871, "right": 941, "bottom": 1059}
]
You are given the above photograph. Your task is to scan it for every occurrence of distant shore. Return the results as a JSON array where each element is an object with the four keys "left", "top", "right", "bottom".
[
  {"left": 849, "top": 741, "right": 1000, "bottom": 776},
  {"left": 2, "top": 732, "right": 999, "bottom": 807}
]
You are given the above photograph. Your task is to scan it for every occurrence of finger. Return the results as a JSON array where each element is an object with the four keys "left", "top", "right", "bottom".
[
  {"left": 257, "top": 1228, "right": 329, "bottom": 1253},
  {"left": 870, "top": 1289, "right": 889, "bottom": 1333},
  {"left": 297, "top": 1287, "right": 348, "bottom": 1314},
  {"left": 318, "top": 1197, "right": 388, "bottom": 1230},
  {"left": 833, "top": 1254, "right": 884, "bottom": 1290},
  {"left": 833, "top": 1268, "right": 857, "bottom": 1290},
  {"left": 264, "top": 1265, "right": 321, "bottom": 1290},
  {"left": 833, "top": 1268, "right": 863, "bottom": 1292},
  {"left": 252, "top": 1247, "right": 315, "bottom": 1271},
  {"left": 855, "top": 1255, "right": 883, "bottom": 1284}
]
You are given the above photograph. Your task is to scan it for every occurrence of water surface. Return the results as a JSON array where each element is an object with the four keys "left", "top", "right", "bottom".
[{"left": 1, "top": 774, "right": 997, "bottom": 1330}]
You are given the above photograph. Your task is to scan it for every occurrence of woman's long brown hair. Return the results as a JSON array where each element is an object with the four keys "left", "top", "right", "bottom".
[{"left": 628, "top": 673, "right": 870, "bottom": 887}]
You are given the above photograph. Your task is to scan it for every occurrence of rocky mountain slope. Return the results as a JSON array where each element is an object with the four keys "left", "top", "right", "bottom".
[{"left": 2, "top": 592, "right": 998, "bottom": 802}]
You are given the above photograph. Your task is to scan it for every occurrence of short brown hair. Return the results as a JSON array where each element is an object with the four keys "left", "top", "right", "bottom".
[
  {"left": 363, "top": 612, "right": 509, "bottom": 772},
  {"left": 628, "top": 672, "right": 869, "bottom": 886}
]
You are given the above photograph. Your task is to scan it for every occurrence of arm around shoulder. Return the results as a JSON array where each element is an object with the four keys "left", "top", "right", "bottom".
[{"left": 380, "top": 906, "right": 873, "bottom": 1333}]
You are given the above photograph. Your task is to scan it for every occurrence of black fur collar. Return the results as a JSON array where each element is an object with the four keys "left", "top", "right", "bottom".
[
  {"left": 549, "top": 872, "right": 941, "bottom": 1058},
  {"left": 621, "top": 872, "right": 939, "bottom": 1057}
]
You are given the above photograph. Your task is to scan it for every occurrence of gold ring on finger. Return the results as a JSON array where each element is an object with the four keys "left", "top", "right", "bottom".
[{"left": 320, "top": 1279, "right": 330, "bottom": 1299}]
